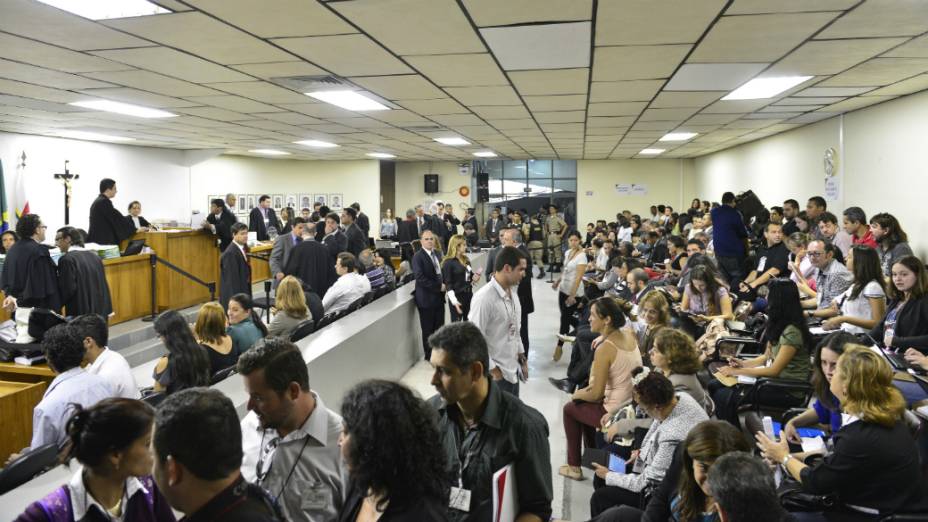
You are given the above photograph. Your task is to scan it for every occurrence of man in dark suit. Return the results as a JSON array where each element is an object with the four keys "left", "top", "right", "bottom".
[
  {"left": 350, "top": 202, "right": 370, "bottom": 238},
  {"left": 397, "top": 209, "right": 418, "bottom": 244},
  {"left": 322, "top": 212, "right": 347, "bottom": 260},
  {"left": 203, "top": 199, "right": 238, "bottom": 251},
  {"left": 485, "top": 227, "right": 534, "bottom": 357},
  {"left": 219, "top": 223, "right": 251, "bottom": 309},
  {"left": 341, "top": 207, "right": 368, "bottom": 257},
  {"left": 269, "top": 217, "right": 305, "bottom": 290},
  {"left": 88, "top": 178, "right": 133, "bottom": 245},
  {"left": 485, "top": 208, "right": 504, "bottom": 247},
  {"left": 248, "top": 195, "right": 280, "bottom": 241},
  {"left": 412, "top": 229, "right": 444, "bottom": 360}
]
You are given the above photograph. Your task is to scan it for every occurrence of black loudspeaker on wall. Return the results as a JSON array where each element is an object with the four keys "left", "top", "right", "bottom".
[
  {"left": 424, "top": 173, "right": 439, "bottom": 194},
  {"left": 476, "top": 172, "right": 489, "bottom": 202}
]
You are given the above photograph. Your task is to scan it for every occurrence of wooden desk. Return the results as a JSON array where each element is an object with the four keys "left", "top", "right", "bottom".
[
  {"left": 103, "top": 254, "right": 153, "bottom": 324},
  {"left": 0, "top": 380, "right": 46, "bottom": 463},
  {"left": 124, "top": 230, "right": 219, "bottom": 311},
  {"left": 0, "top": 362, "right": 55, "bottom": 385},
  {"left": 249, "top": 243, "right": 273, "bottom": 283}
]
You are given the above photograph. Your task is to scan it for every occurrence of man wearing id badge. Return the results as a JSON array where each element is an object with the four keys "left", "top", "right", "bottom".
[
  {"left": 237, "top": 338, "right": 347, "bottom": 522},
  {"left": 428, "top": 322, "right": 553, "bottom": 522}
]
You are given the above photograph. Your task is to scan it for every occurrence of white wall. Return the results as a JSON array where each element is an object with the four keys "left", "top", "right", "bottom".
[
  {"left": 0, "top": 132, "right": 191, "bottom": 232},
  {"left": 395, "top": 161, "right": 472, "bottom": 218},
  {"left": 577, "top": 159, "right": 690, "bottom": 226},
  {"left": 691, "top": 88, "right": 928, "bottom": 256},
  {"left": 188, "top": 155, "right": 381, "bottom": 222}
]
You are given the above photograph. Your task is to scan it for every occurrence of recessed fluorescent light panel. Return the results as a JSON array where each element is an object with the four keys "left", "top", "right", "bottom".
[
  {"left": 59, "top": 131, "right": 135, "bottom": 142},
  {"left": 249, "top": 149, "right": 291, "bottom": 156},
  {"left": 36, "top": 0, "right": 169, "bottom": 20},
  {"left": 434, "top": 137, "right": 470, "bottom": 146},
  {"left": 306, "top": 90, "right": 390, "bottom": 111},
  {"left": 69, "top": 100, "right": 177, "bottom": 119},
  {"left": 366, "top": 152, "right": 396, "bottom": 159},
  {"left": 640, "top": 148, "right": 665, "bottom": 155},
  {"left": 722, "top": 76, "right": 813, "bottom": 101},
  {"left": 659, "top": 132, "right": 698, "bottom": 142},
  {"left": 294, "top": 140, "right": 339, "bottom": 148},
  {"left": 473, "top": 151, "right": 497, "bottom": 157}
]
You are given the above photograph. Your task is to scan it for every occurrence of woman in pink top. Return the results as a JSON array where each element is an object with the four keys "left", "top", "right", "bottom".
[{"left": 560, "top": 297, "right": 641, "bottom": 481}]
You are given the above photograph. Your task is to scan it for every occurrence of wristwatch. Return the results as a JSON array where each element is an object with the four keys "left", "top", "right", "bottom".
[{"left": 781, "top": 454, "right": 792, "bottom": 467}]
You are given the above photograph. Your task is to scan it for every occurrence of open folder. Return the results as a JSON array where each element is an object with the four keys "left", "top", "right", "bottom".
[{"left": 492, "top": 463, "right": 518, "bottom": 522}]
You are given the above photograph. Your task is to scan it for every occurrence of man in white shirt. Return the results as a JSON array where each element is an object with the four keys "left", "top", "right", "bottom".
[
  {"left": 72, "top": 313, "right": 140, "bottom": 399},
  {"left": 468, "top": 246, "right": 528, "bottom": 397},
  {"left": 321, "top": 252, "right": 371, "bottom": 314}
]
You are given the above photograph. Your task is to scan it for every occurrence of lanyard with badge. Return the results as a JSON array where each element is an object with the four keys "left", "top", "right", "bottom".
[
  {"left": 449, "top": 419, "right": 489, "bottom": 512},
  {"left": 255, "top": 431, "right": 327, "bottom": 511}
]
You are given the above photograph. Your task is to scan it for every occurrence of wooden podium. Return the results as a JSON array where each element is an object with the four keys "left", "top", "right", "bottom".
[{"left": 123, "top": 230, "right": 220, "bottom": 311}]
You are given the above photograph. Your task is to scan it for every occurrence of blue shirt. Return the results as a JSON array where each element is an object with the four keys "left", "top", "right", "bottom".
[
  {"left": 710, "top": 205, "right": 748, "bottom": 258},
  {"left": 813, "top": 398, "right": 843, "bottom": 434},
  {"left": 31, "top": 367, "right": 113, "bottom": 450}
]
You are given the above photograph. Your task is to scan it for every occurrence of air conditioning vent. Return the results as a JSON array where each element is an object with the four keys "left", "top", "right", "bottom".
[{"left": 269, "top": 75, "right": 354, "bottom": 92}]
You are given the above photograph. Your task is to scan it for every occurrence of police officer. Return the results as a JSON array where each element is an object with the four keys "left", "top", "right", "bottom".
[
  {"left": 526, "top": 212, "right": 546, "bottom": 279},
  {"left": 545, "top": 204, "right": 566, "bottom": 273}
]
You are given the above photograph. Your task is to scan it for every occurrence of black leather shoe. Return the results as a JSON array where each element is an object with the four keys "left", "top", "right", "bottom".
[
  {"left": 548, "top": 377, "right": 575, "bottom": 394},
  {"left": 537, "top": 270, "right": 545, "bottom": 279}
]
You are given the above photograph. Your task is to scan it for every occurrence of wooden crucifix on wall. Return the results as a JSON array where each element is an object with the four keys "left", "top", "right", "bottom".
[{"left": 53, "top": 160, "right": 79, "bottom": 225}]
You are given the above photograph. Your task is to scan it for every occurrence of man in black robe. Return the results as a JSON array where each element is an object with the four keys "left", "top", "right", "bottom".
[
  {"left": 88, "top": 178, "right": 133, "bottom": 245},
  {"left": 219, "top": 223, "right": 251, "bottom": 309},
  {"left": 248, "top": 195, "right": 280, "bottom": 241},
  {"left": 284, "top": 223, "right": 336, "bottom": 298},
  {"left": 1, "top": 214, "right": 60, "bottom": 342},
  {"left": 55, "top": 226, "right": 113, "bottom": 318},
  {"left": 203, "top": 199, "right": 238, "bottom": 251},
  {"left": 321, "top": 212, "right": 347, "bottom": 260}
]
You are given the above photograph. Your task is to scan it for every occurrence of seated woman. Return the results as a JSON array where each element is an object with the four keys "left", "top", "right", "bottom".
[
  {"left": 194, "top": 301, "right": 237, "bottom": 375},
  {"left": 590, "top": 367, "right": 709, "bottom": 517},
  {"left": 0, "top": 229, "right": 19, "bottom": 254},
  {"left": 680, "top": 265, "right": 734, "bottom": 323},
  {"left": 15, "top": 398, "right": 175, "bottom": 522},
  {"left": 785, "top": 232, "right": 814, "bottom": 289},
  {"left": 757, "top": 346, "right": 928, "bottom": 519},
  {"left": 635, "top": 290, "right": 672, "bottom": 365},
  {"left": 267, "top": 275, "right": 310, "bottom": 338},
  {"left": 152, "top": 310, "right": 210, "bottom": 394},
  {"left": 594, "top": 420, "right": 751, "bottom": 522},
  {"left": 227, "top": 293, "right": 268, "bottom": 356},
  {"left": 710, "top": 279, "right": 813, "bottom": 428},
  {"left": 870, "top": 212, "right": 913, "bottom": 277},
  {"left": 125, "top": 200, "right": 156, "bottom": 232},
  {"left": 649, "top": 328, "right": 708, "bottom": 408},
  {"left": 337, "top": 380, "right": 449, "bottom": 521},
  {"left": 815, "top": 246, "right": 886, "bottom": 333},
  {"left": 560, "top": 297, "right": 641, "bottom": 481},
  {"left": 870, "top": 255, "right": 928, "bottom": 354}
]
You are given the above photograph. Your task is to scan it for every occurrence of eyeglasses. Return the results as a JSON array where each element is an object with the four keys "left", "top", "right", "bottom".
[{"left": 807, "top": 252, "right": 825, "bottom": 258}]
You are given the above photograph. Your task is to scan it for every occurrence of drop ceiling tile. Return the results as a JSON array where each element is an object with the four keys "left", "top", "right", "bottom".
[
  {"left": 523, "top": 95, "right": 587, "bottom": 111},
  {"left": 0, "top": 95, "right": 84, "bottom": 114},
  {"left": 444, "top": 86, "right": 521, "bottom": 106},
  {"left": 104, "top": 12, "right": 292, "bottom": 65},
  {"left": 883, "top": 34, "right": 928, "bottom": 58},
  {"left": 818, "top": 95, "right": 897, "bottom": 113},
  {"left": 0, "top": 59, "right": 114, "bottom": 90},
  {"left": 488, "top": 118, "right": 538, "bottom": 130},
  {"left": 691, "top": 12, "right": 837, "bottom": 63},
  {"left": 649, "top": 91, "right": 725, "bottom": 108},
  {"left": 587, "top": 102, "right": 648, "bottom": 116},
  {"left": 685, "top": 113, "right": 742, "bottom": 125},
  {"left": 728, "top": 0, "right": 856, "bottom": 14},
  {"left": 0, "top": 34, "right": 128, "bottom": 75},
  {"left": 203, "top": 82, "right": 310, "bottom": 104},
  {"left": 767, "top": 38, "right": 908, "bottom": 76},
  {"left": 92, "top": 47, "right": 254, "bottom": 84},
  {"left": 540, "top": 122, "right": 584, "bottom": 133},
  {"left": 174, "top": 107, "right": 252, "bottom": 122},
  {"left": 0, "top": 0, "right": 152, "bottom": 51},
  {"left": 75, "top": 87, "right": 200, "bottom": 108},
  {"left": 589, "top": 80, "right": 664, "bottom": 102},
  {"left": 230, "top": 62, "right": 328, "bottom": 80},
  {"left": 774, "top": 97, "right": 846, "bottom": 105},
  {"left": 794, "top": 86, "right": 875, "bottom": 97},
  {"left": 534, "top": 111, "right": 586, "bottom": 123},
  {"left": 664, "top": 63, "right": 767, "bottom": 90},
  {"left": 587, "top": 116, "right": 636, "bottom": 127},
  {"left": 0, "top": 79, "right": 81, "bottom": 104},
  {"left": 701, "top": 99, "right": 772, "bottom": 113},
  {"left": 257, "top": 112, "right": 325, "bottom": 125},
  {"left": 509, "top": 69, "right": 589, "bottom": 96},
  {"left": 430, "top": 114, "right": 484, "bottom": 127},
  {"left": 726, "top": 118, "right": 783, "bottom": 128},
  {"left": 368, "top": 109, "right": 432, "bottom": 124},
  {"left": 593, "top": 45, "right": 690, "bottom": 81},
  {"left": 187, "top": 0, "right": 355, "bottom": 37},
  {"left": 631, "top": 121, "right": 677, "bottom": 131},
  {"left": 596, "top": 0, "right": 726, "bottom": 45},
  {"left": 818, "top": 58, "right": 928, "bottom": 87},
  {"left": 83, "top": 69, "right": 223, "bottom": 97},
  {"left": 759, "top": 105, "right": 820, "bottom": 113},
  {"left": 470, "top": 105, "right": 531, "bottom": 119},
  {"left": 406, "top": 53, "right": 507, "bottom": 87},
  {"left": 399, "top": 98, "right": 470, "bottom": 115},
  {"left": 788, "top": 112, "right": 838, "bottom": 124},
  {"left": 816, "top": 0, "right": 928, "bottom": 39},
  {"left": 639, "top": 107, "right": 701, "bottom": 121},
  {"left": 277, "top": 103, "right": 360, "bottom": 119},
  {"left": 350, "top": 75, "right": 445, "bottom": 101},
  {"left": 185, "top": 95, "right": 282, "bottom": 113},
  {"left": 334, "top": 0, "right": 483, "bottom": 55},
  {"left": 463, "top": 0, "right": 591, "bottom": 26},
  {"left": 861, "top": 74, "right": 928, "bottom": 96},
  {"left": 480, "top": 22, "right": 591, "bottom": 71},
  {"left": 274, "top": 34, "right": 413, "bottom": 76}
]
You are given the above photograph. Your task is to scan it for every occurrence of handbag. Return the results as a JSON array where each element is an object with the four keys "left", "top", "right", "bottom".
[{"left": 777, "top": 475, "right": 836, "bottom": 512}]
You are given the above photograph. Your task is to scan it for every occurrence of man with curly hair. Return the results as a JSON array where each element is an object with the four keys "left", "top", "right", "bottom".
[{"left": 237, "top": 337, "right": 346, "bottom": 522}]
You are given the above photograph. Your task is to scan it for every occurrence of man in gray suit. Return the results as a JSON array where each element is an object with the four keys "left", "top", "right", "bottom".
[{"left": 270, "top": 217, "right": 306, "bottom": 289}]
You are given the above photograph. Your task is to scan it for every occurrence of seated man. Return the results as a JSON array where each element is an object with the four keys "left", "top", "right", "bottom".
[
  {"left": 803, "top": 240, "right": 853, "bottom": 312},
  {"left": 20, "top": 324, "right": 112, "bottom": 459},
  {"left": 738, "top": 222, "right": 788, "bottom": 297},
  {"left": 358, "top": 249, "right": 386, "bottom": 290},
  {"left": 843, "top": 206, "right": 877, "bottom": 249},
  {"left": 71, "top": 313, "right": 139, "bottom": 399},
  {"left": 817, "top": 211, "right": 851, "bottom": 261},
  {"left": 321, "top": 252, "right": 371, "bottom": 314},
  {"left": 707, "top": 452, "right": 789, "bottom": 522},
  {"left": 153, "top": 388, "right": 284, "bottom": 521}
]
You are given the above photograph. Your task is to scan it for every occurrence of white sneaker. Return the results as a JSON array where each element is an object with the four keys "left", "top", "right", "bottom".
[{"left": 556, "top": 333, "right": 576, "bottom": 343}]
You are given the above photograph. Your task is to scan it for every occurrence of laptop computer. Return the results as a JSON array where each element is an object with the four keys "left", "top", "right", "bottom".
[{"left": 121, "top": 239, "right": 146, "bottom": 256}]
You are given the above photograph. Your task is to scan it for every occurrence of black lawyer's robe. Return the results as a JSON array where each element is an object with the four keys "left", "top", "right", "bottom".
[
  {"left": 283, "top": 240, "right": 336, "bottom": 298},
  {"left": 220, "top": 242, "right": 251, "bottom": 309},
  {"left": 0, "top": 238, "right": 61, "bottom": 311},
  {"left": 207, "top": 208, "right": 238, "bottom": 252},
  {"left": 248, "top": 207, "right": 280, "bottom": 242},
  {"left": 58, "top": 249, "right": 113, "bottom": 317},
  {"left": 88, "top": 195, "right": 132, "bottom": 245}
]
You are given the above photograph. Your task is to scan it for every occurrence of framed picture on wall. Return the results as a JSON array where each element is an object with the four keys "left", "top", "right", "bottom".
[
  {"left": 299, "top": 194, "right": 312, "bottom": 210},
  {"left": 286, "top": 194, "right": 297, "bottom": 208},
  {"left": 328, "top": 193, "right": 343, "bottom": 210},
  {"left": 238, "top": 194, "right": 247, "bottom": 212},
  {"left": 272, "top": 194, "right": 284, "bottom": 210},
  {"left": 314, "top": 193, "right": 327, "bottom": 207},
  {"left": 247, "top": 195, "right": 256, "bottom": 209}
]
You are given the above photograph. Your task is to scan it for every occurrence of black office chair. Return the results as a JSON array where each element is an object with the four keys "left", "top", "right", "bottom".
[
  {"left": 0, "top": 443, "right": 58, "bottom": 495},
  {"left": 361, "top": 291, "right": 375, "bottom": 306},
  {"left": 315, "top": 313, "right": 336, "bottom": 330},
  {"left": 252, "top": 280, "right": 274, "bottom": 323},
  {"left": 289, "top": 319, "right": 315, "bottom": 343},
  {"left": 346, "top": 299, "right": 365, "bottom": 313},
  {"left": 210, "top": 366, "right": 238, "bottom": 385}
]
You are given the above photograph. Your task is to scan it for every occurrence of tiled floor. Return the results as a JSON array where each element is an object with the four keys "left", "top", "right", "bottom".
[{"left": 400, "top": 271, "right": 594, "bottom": 521}]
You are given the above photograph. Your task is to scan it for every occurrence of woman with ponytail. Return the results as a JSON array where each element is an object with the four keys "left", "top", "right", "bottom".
[{"left": 15, "top": 398, "right": 175, "bottom": 521}]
